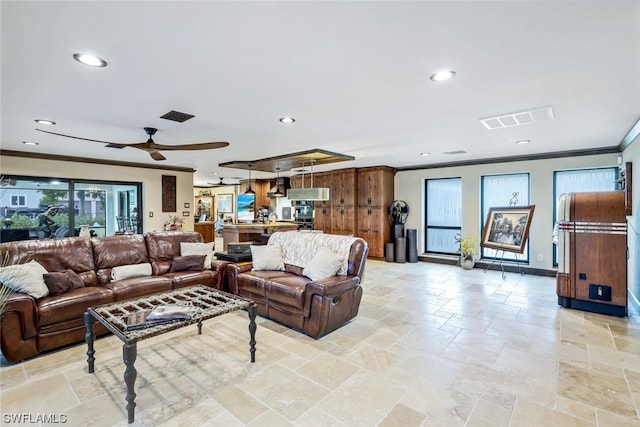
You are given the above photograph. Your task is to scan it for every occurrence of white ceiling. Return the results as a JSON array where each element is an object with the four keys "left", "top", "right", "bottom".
[{"left": 2, "top": 1, "right": 639, "bottom": 186}]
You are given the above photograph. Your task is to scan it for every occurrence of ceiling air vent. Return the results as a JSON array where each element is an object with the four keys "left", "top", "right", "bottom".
[
  {"left": 442, "top": 150, "right": 467, "bottom": 155},
  {"left": 160, "top": 110, "right": 195, "bottom": 123},
  {"left": 480, "top": 106, "right": 554, "bottom": 130}
]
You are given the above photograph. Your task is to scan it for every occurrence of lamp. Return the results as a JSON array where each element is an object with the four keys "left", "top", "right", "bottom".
[
  {"left": 273, "top": 167, "right": 284, "bottom": 197},
  {"left": 244, "top": 165, "right": 256, "bottom": 195}
]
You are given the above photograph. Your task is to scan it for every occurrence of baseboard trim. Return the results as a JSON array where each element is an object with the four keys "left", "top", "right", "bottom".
[{"left": 417, "top": 255, "right": 557, "bottom": 277}]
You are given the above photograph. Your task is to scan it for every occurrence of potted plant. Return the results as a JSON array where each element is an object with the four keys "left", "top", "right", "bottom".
[{"left": 457, "top": 235, "right": 479, "bottom": 270}]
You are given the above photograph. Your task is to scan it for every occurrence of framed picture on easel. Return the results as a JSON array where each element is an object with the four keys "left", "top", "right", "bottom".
[{"left": 481, "top": 205, "right": 535, "bottom": 254}]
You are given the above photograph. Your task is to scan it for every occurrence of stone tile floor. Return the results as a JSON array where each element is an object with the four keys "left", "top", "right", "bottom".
[{"left": 1, "top": 260, "right": 639, "bottom": 426}]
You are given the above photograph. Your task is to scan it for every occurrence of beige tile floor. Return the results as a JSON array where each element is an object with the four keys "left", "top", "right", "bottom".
[{"left": 1, "top": 260, "right": 639, "bottom": 426}]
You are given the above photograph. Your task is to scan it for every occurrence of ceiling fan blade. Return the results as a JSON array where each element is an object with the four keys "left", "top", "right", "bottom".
[
  {"left": 151, "top": 142, "right": 229, "bottom": 151},
  {"left": 36, "top": 129, "right": 137, "bottom": 145},
  {"left": 149, "top": 151, "right": 166, "bottom": 161}
]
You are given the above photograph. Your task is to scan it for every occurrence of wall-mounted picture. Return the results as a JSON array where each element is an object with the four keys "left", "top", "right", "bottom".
[
  {"left": 218, "top": 194, "right": 233, "bottom": 213},
  {"left": 236, "top": 194, "right": 255, "bottom": 222},
  {"left": 481, "top": 205, "right": 535, "bottom": 254}
]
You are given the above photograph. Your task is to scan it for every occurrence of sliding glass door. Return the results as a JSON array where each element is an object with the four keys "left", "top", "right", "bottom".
[{"left": 0, "top": 176, "right": 141, "bottom": 242}]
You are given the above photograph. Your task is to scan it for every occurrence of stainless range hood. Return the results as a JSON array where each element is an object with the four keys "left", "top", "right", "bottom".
[{"left": 287, "top": 187, "right": 330, "bottom": 201}]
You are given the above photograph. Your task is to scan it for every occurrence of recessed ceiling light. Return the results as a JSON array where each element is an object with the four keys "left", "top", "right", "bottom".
[
  {"left": 515, "top": 139, "right": 530, "bottom": 144},
  {"left": 34, "top": 119, "right": 56, "bottom": 125},
  {"left": 279, "top": 117, "right": 295, "bottom": 124},
  {"left": 73, "top": 53, "right": 107, "bottom": 67},
  {"left": 23, "top": 141, "right": 39, "bottom": 146},
  {"left": 429, "top": 70, "right": 456, "bottom": 82},
  {"left": 420, "top": 152, "right": 431, "bottom": 156}
]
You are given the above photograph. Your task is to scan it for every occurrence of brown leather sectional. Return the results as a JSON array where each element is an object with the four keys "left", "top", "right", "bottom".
[
  {"left": 227, "top": 233, "right": 368, "bottom": 338},
  {"left": 0, "top": 231, "right": 229, "bottom": 362}
]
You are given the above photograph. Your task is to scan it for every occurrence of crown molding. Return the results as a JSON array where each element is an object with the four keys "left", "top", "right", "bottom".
[{"left": 0, "top": 149, "right": 195, "bottom": 173}]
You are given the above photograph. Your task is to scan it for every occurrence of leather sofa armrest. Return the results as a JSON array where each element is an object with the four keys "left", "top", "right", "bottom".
[
  {"left": 210, "top": 259, "right": 231, "bottom": 290},
  {"left": 303, "top": 276, "right": 360, "bottom": 317},
  {"left": 226, "top": 262, "right": 253, "bottom": 294},
  {"left": 1, "top": 292, "right": 38, "bottom": 340}
]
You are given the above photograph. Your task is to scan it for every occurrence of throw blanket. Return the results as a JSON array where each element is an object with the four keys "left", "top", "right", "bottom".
[{"left": 268, "top": 231, "right": 362, "bottom": 275}]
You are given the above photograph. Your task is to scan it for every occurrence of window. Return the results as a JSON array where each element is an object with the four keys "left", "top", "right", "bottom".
[
  {"left": 425, "top": 178, "right": 461, "bottom": 254},
  {"left": 481, "top": 173, "right": 530, "bottom": 261},
  {"left": 0, "top": 176, "right": 141, "bottom": 241},
  {"left": 10, "top": 195, "right": 26, "bottom": 207},
  {"left": 553, "top": 167, "right": 617, "bottom": 265}
]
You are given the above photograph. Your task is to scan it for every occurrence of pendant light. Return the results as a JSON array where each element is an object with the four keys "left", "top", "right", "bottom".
[
  {"left": 244, "top": 164, "right": 256, "bottom": 195},
  {"left": 273, "top": 167, "right": 284, "bottom": 197}
]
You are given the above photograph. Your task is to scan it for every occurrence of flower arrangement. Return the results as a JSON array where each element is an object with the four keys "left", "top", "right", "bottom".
[
  {"left": 163, "top": 215, "right": 184, "bottom": 231},
  {"left": 456, "top": 235, "right": 479, "bottom": 262}
]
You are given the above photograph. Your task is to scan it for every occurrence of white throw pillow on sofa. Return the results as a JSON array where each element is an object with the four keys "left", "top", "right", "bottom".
[
  {"left": 180, "top": 242, "right": 214, "bottom": 269},
  {"left": 0, "top": 260, "right": 50, "bottom": 299},
  {"left": 251, "top": 245, "right": 285, "bottom": 271},
  {"left": 111, "top": 263, "right": 152, "bottom": 281},
  {"left": 303, "top": 247, "right": 344, "bottom": 281}
]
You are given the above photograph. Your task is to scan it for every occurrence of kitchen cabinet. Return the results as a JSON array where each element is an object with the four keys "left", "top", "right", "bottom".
[{"left": 357, "top": 166, "right": 395, "bottom": 259}]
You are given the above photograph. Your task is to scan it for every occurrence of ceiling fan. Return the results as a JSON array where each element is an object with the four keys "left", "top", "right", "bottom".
[
  {"left": 36, "top": 127, "right": 229, "bottom": 161},
  {"left": 206, "top": 177, "right": 241, "bottom": 187}
]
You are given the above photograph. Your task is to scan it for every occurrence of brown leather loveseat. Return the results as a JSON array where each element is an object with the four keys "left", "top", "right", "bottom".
[
  {"left": 227, "top": 231, "right": 368, "bottom": 338},
  {"left": 0, "top": 231, "right": 228, "bottom": 362}
]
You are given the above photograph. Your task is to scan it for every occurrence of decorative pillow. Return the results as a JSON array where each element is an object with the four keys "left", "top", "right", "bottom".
[
  {"left": 170, "top": 255, "right": 206, "bottom": 272},
  {"left": 0, "top": 260, "right": 49, "bottom": 299},
  {"left": 111, "top": 263, "right": 152, "bottom": 281},
  {"left": 303, "top": 247, "right": 344, "bottom": 281},
  {"left": 251, "top": 245, "right": 285, "bottom": 271},
  {"left": 180, "top": 242, "right": 214, "bottom": 269},
  {"left": 43, "top": 269, "right": 85, "bottom": 296}
]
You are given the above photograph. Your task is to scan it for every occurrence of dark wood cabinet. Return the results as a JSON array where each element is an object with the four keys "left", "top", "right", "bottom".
[
  {"left": 289, "top": 166, "right": 394, "bottom": 257},
  {"left": 357, "top": 167, "right": 395, "bottom": 258}
]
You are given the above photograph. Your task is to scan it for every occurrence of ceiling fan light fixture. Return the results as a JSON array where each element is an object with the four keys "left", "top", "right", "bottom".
[
  {"left": 73, "top": 53, "right": 107, "bottom": 67},
  {"left": 429, "top": 70, "right": 456, "bottom": 82},
  {"left": 34, "top": 119, "right": 56, "bottom": 125}
]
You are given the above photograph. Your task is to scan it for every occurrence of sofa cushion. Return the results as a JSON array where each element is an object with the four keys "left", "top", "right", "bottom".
[
  {"left": 251, "top": 245, "right": 285, "bottom": 271},
  {"left": 303, "top": 247, "right": 343, "bottom": 281},
  {"left": 145, "top": 231, "right": 205, "bottom": 275},
  {"left": 170, "top": 255, "right": 206, "bottom": 272},
  {"left": 265, "top": 275, "right": 310, "bottom": 309},
  {"left": 43, "top": 269, "right": 85, "bottom": 296},
  {"left": 105, "top": 275, "right": 173, "bottom": 301},
  {"left": 180, "top": 242, "right": 214, "bottom": 269},
  {"left": 91, "top": 234, "right": 149, "bottom": 284},
  {"left": 111, "top": 263, "right": 152, "bottom": 281},
  {"left": 0, "top": 260, "right": 49, "bottom": 299},
  {"left": 37, "top": 286, "right": 114, "bottom": 327}
]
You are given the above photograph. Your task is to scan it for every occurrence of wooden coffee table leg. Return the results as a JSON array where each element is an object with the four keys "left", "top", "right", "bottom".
[
  {"left": 84, "top": 311, "right": 95, "bottom": 373},
  {"left": 123, "top": 343, "right": 138, "bottom": 423},
  {"left": 248, "top": 303, "right": 256, "bottom": 363}
]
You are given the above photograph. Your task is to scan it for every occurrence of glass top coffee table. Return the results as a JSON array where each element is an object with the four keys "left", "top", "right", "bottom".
[{"left": 84, "top": 285, "right": 257, "bottom": 424}]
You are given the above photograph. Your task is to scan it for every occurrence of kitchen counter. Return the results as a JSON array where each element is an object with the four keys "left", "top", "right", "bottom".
[{"left": 222, "top": 222, "right": 298, "bottom": 250}]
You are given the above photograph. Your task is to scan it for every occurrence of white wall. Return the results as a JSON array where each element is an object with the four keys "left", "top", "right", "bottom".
[
  {"left": 395, "top": 153, "right": 621, "bottom": 271},
  {"left": 0, "top": 155, "right": 196, "bottom": 232},
  {"left": 622, "top": 137, "right": 639, "bottom": 308}
]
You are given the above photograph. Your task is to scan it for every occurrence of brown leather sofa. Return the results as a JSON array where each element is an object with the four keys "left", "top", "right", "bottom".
[
  {"left": 227, "top": 232, "right": 368, "bottom": 338},
  {"left": 0, "top": 231, "right": 228, "bottom": 362}
]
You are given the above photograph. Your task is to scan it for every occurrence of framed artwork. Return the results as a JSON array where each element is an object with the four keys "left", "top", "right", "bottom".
[
  {"left": 481, "top": 205, "right": 535, "bottom": 254},
  {"left": 218, "top": 194, "right": 233, "bottom": 213},
  {"left": 161, "top": 175, "right": 176, "bottom": 212},
  {"left": 236, "top": 193, "right": 255, "bottom": 222}
]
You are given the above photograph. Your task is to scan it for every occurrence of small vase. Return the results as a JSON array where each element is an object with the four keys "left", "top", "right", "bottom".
[{"left": 460, "top": 258, "right": 475, "bottom": 270}]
